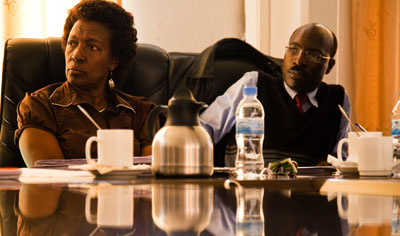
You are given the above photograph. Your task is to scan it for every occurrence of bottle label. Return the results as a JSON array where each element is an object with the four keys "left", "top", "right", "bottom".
[
  {"left": 393, "top": 119, "right": 400, "bottom": 135},
  {"left": 237, "top": 221, "right": 264, "bottom": 235},
  {"left": 236, "top": 118, "right": 264, "bottom": 135}
]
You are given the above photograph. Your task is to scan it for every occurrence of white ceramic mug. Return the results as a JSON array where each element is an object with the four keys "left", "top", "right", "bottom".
[
  {"left": 85, "top": 129, "right": 133, "bottom": 168},
  {"left": 357, "top": 136, "right": 400, "bottom": 176},
  {"left": 85, "top": 185, "right": 134, "bottom": 228},
  {"left": 337, "top": 193, "right": 393, "bottom": 226},
  {"left": 337, "top": 131, "right": 382, "bottom": 163}
]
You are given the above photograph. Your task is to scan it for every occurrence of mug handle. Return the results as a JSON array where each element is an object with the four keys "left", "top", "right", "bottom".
[
  {"left": 85, "top": 193, "right": 97, "bottom": 224},
  {"left": 337, "top": 138, "right": 349, "bottom": 162},
  {"left": 85, "top": 136, "right": 98, "bottom": 164},
  {"left": 336, "top": 193, "right": 348, "bottom": 219}
]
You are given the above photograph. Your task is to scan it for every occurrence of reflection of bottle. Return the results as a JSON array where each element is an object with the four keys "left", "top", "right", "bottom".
[
  {"left": 235, "top": 87, "right": 265, "bottom": 179},
  {"left": 393, "top": 197, "right": 400, "bottom": 235},
  {"left": 392, "top": 90, "right": 400, "bottom": 159},
  {"left": 236, "top": 187, "right": 264, "bottom": 236}
]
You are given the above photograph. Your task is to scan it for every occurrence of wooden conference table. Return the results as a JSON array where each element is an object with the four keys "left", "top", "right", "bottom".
[{"left": 0, "top": 165, "right": 400, "bottom": 236}]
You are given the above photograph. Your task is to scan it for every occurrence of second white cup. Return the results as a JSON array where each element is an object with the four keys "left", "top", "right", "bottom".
[
  {"left": 357, "top": 136, "right": 400, "bottom": 176},
  {"left": 337, "top": 131, "right": 382, "bottom": 163}
]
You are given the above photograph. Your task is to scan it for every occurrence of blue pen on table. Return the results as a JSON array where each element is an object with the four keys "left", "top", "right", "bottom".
[{"left": 355, "top": 123, "right": 367, "bottom": 132}]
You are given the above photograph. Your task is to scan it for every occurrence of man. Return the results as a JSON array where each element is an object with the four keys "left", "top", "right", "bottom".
[{"left": 200, "top": 23, "right": 350, "bottom": 166}]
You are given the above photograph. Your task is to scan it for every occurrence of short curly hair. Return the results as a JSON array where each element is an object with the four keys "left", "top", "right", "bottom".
[{"left": 62, "top": 0, "right": 137, "bottom": 71}]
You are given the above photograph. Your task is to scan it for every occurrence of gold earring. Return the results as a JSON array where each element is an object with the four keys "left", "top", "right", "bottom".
[{"left": 108, "top": 71, "right": 115, "bottom": 89}]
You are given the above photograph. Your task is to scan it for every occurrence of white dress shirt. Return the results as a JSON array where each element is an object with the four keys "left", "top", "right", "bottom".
[{"left": 200, "top": 71, "right": 350, "bottom": 159}]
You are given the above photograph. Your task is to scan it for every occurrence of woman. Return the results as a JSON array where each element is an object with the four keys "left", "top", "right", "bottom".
[{"left": 15, "top": 0, "right": 154, "bottom": 167}]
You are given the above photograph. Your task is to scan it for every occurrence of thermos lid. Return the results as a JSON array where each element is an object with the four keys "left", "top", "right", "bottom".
[
  {"left": 168, "top": 87, "right": 197, "bottom": 106},
  {"left": 166, "top": 87, "right": 207, "bottom": 126}
]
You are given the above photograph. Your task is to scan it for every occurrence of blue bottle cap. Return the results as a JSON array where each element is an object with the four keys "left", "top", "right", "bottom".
[{"left": 243, "top": 87, "right": 257, "bottom": 96}]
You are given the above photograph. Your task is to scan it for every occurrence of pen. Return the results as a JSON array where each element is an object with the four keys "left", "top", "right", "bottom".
[
  {"left": 338, "top": 104, "right": 360, "bottom": 136},
  {"left": 77, "top": 105, "right": 102, "bottom": 130},
  {"left": 355, "top": 122, "right": 367, "bottom": 132}
]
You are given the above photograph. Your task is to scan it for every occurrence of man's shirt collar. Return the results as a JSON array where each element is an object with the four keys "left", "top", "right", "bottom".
[{"left": 283, "top": 81, "right": 319, "bottom": 108}]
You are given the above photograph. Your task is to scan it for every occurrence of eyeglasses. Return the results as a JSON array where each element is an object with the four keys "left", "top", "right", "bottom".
[{"left": 285, "top": 45, "right": 331, "bottom": 63}]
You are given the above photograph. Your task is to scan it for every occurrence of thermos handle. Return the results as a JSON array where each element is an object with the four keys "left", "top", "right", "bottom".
[{"left": 146, "top": 105, "right": 168, "bottom": 139}]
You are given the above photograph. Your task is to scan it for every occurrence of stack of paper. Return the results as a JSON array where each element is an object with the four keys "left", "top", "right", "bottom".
[
  {"left": 18, "top": 168, "right": 94, "bottom": 184},
  {"left": 0, "top": 168, "right": 21, "bottom": 180},
  {"left": 34, "top": 155, "right": 152, "bottom": 168}
]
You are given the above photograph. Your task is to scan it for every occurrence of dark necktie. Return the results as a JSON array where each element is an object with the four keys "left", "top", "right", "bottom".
[{"left": 295, "top": 93, "right": 308, "bottom": 114}]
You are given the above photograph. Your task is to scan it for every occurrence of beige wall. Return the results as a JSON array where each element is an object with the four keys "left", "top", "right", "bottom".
[
  {"left": 269, "top": 0, "right": 303, "bottom": 58},
  {"left": 122, "top": 0, "right": 351, "bottom": 95},
  {"left": 122, "top": 0, "right": 245, "bottom": 53},
  {"left": 265, "top": 0, "right": 339, "bottom": 85}
]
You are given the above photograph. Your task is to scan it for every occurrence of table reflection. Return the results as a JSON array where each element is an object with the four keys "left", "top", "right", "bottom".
[
  {"left": 393, "top": 197, "right": 400, "bottom": 235},
  {"left": 235, "top": 187, "right": 264, "bottom": 236},
  {"left": 85, "top": 184, "right": 134, "bottom": 229},
  {"left": 0, "top": 177, "right": 399, "bottom": 236},
  {"left": 16, "top": 184, "right": 97, "bottom": 235},
  {"left": 15, "top": 183, "right": 156, "bottom": 236},
  {"left": 223, "top": 179, "right": 264, "bottom": 236},
  {"left": 338, "top": 193, "right": 393, "bottom": 236},
  {"left": 152, "top": 183, "right": 214, "bottom": 236},
  {"left": 262, "top": 189, "right": 343, "bottom": 235}
]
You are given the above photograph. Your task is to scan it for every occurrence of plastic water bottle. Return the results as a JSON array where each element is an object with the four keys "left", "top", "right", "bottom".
[
  {"left": 392, "top": 90, "right": 400, "bottom": 160},
  {"left": 235, "top": 87, "right": 265, "bottom": 179}
]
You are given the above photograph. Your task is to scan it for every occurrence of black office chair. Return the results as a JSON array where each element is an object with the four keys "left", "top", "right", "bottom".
[
  {"left": 169, "top": 38, "right": 282, "bottom": 105},
  {"left": 168, "top": 38, "right": 282, "bottom": 166}
]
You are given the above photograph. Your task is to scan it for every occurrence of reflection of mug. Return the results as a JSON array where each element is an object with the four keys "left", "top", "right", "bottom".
[
  {"left": 337, "top": 132, "right": 382, "bottom": 163},
  {"left": 357, "top": 136, "right": 400, "bottom": 176},
  {"left": 85, "top": 185, "right": 134, "bottom": 228},
  {"left": 337, "top": 193, "right": 393, "bottom": 226},
  {"left": 85, "top": 129, "right": 133, "bottom": 168}
]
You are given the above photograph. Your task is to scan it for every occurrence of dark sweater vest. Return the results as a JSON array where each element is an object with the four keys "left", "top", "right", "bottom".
[{"left": 257, "top": 71, "right": 345, "bottom": 166}]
